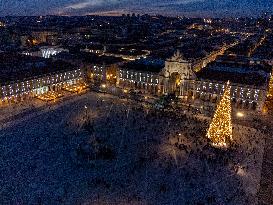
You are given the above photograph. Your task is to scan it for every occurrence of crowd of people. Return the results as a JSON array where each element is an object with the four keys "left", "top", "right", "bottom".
[
  {"left": 76, "top": 96, "right": 265, "bottom": 204},
  {"left": 0, "top": 90, "right": 266, "bottom": 204}
]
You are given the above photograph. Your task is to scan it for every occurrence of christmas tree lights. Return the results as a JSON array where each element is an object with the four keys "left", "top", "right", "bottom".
[
  {"left": 267, "top": 73, "right": 273, "bottom": 98},
  {"left": 207, "top": 81, "right": 232, "bottom": 148},
  {"left": 264, "top": 72, "right": 273, "bottom": 113}
]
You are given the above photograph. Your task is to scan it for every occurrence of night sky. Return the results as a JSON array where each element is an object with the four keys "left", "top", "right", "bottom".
[{"left": 0, "top": 0, "right": 272, "bottom": 17}]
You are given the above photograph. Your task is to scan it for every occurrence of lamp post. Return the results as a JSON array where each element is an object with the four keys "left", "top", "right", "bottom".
[
  {"left": 101, "top": 84, "right": 106, "bottom": 95},
  {"left": 84, "top": 105, "right": 88, "bottom": 119}
]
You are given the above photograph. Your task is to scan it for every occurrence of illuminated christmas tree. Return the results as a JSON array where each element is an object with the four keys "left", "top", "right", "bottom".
[
  {"left": 267, "top": 73, "right": 273, "bottom": 98},
  {"left": 207, "top": 81, "right": 232, "bottom": 148},
  {"left": 263, "top": 73, "right": 273, "bottom": 113}
]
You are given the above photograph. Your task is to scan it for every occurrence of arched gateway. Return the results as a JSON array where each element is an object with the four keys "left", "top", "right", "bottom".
[{"left": 161, "top": 50, "right": 196, "bottom": 94}]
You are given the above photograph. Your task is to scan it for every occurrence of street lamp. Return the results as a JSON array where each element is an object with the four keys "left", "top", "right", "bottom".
[
  {"left": 236, "top": 112, "right": 244, "bottom": 118},
  {"left": 84, "top": 105, "right": 88, "bottom": 119}
]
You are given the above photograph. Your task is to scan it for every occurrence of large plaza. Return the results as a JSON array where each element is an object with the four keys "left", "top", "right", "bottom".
[{"left": 0, "top": 90, "right": 269, "bottom": 204}]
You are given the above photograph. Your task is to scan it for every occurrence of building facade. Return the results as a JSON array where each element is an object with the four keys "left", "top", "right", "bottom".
[
  {"left": 88, "top": 50, "right": 268, "bottom": 111},
  {"left": 180, "top": 79, "right": 266, "bottom": 110},
  {"left": 0, "top": 68, "right": 84, "bottom": 105},
  {"left": 2, "top": 50, "right": 267, "bottom": 111},
  {"left": 118, "top": 68, "right": 161, "bottom": 94}
]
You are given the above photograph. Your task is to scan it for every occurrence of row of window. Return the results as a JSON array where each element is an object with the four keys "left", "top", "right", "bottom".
[
  {"left": 194, "top": 84, "right": 261, "bottom": 101},
  {"left": 119, "top": 70, "right": 159, "bottom": 84},
  {"left": 1, "top": 69, "right": 82, "bottom": 98}
]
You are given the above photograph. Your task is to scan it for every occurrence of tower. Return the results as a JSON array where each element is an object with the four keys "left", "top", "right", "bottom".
[{"left": 207, "top": 81, "right": 233, "bottom": 148}]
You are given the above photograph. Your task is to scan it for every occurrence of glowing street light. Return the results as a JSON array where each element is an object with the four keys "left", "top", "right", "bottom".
[
  {"left": 84, "top": 105, "right": 88, "bottom": 119},
  {"left": 236, "top": 112, "right": 244, "bottom": 118}
]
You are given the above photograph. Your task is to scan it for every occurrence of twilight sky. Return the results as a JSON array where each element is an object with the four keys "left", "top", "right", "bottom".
[{"left": 0, "top": 0, "right": 272, "bottom": 17}]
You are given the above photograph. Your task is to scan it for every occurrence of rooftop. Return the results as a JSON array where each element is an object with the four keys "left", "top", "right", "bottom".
[
  {"left": 197, "top": 61, "right": 270, "bottom": 87},
  {"left": 121, "top": 58, "right": 165, "bottom": 73},
  {"left": 0, "top": 53, "right": 76, "bottom": 85},
  {"left": 55, "top": 52, "right": 125, "bottom": 65}
]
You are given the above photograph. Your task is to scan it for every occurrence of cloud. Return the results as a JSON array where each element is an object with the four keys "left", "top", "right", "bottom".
[
  {"left": 65, "top": 1, "right": 98, "bottom": 10},
  {"left": 0, "top": 0, "right": 272, "bottom": 17},
  {"left": 64, "top": 0, "right": 116, "bottom": 10},
  {"left": 59, "top": 0, "right": 206, "bottom": 15},
  {"left": 59, "top": 0, "right": 122, "bottom": 15}
]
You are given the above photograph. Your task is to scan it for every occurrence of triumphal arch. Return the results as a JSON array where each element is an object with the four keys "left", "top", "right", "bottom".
[{"left": 161, "top": 50, "right": 196, "bottom": 93}]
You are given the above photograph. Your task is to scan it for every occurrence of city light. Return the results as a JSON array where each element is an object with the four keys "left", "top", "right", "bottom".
[
  {"left": 267, "top": 73, "right": 273, "bottom": 98},
  {"left": 36, "top": 91, "right": 63, "bottom": 102},
  {"left": 62, "top": 83, "right": 87, "bottom": 93},
  {"left": 0, "top": 14, "right": 272, "bottom": 204},
  {"left": 236, "top": 112, "right": 244, "bottom": 118},
  {"left": 264, "top": 72, "right": 273, "bottom": 113}
]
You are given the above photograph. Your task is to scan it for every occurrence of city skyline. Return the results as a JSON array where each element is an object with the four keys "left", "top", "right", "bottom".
[{"left": 0, "top": 0, "right": 272, "bottom": 17}]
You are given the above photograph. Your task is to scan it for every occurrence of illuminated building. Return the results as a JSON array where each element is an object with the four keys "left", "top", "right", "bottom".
[
  {"left": 181, "top": 79, "right": 265, "bottom": 110},
  {"left": 41, "top": 47, "right": 68, "bottom": 58},
  {"left": 31, "top": 31, "right": 58, "bottom": 45},
  {"left": 0, "top": 54, "right": 84, "bottom": 105},
  {"left": 117, "top": 58, "right": 163, "bottom": 94},
  {"left": 84, "top": 49, "right": 268, "bottom": 111},
  {"left": 0, "top": 69, "right": 84, "bottom": 105},
  {"left": 118, "top": 68, "right": 161, "bottom": 94},
  {"left": 6, "top": 48, "right": 267, "bottom": 111},
  {"left": 0, "top": 21, "right": 5, "bottom": 27},
  {"left": 22, "top": 47, "right": 68, "bottom": 59}
]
